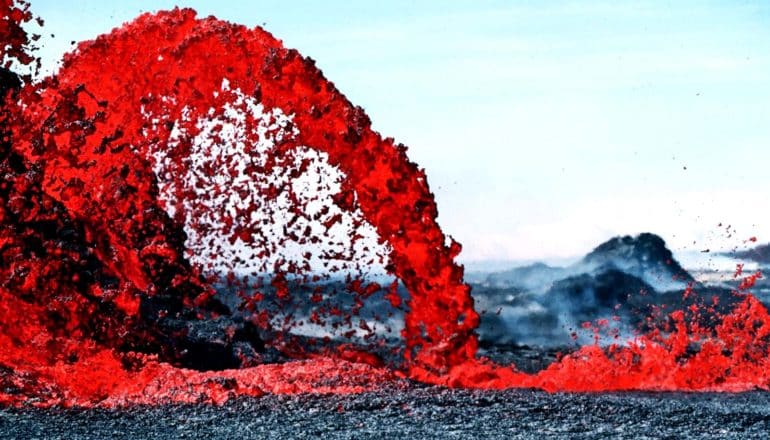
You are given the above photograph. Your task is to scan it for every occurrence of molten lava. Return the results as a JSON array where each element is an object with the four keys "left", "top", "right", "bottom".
[{"left": 2, "top": 1, "right": 770, "bottom": 407}]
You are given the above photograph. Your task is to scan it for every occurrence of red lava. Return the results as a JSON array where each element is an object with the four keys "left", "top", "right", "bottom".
[{"left": 2, "top": 2, "right": 770, "bottom": 407}]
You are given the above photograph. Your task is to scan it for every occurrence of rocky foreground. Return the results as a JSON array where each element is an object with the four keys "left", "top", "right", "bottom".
[{"left": 2, "top": 385, "right": 769, "bottom": 439}]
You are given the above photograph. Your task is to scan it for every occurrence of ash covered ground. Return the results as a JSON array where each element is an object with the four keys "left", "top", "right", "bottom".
[{"left": 3, "top": 380, "right": 770, "bottom": 439}]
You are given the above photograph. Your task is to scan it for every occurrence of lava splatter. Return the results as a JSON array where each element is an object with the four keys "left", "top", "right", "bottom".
[{"left": 2, "top": 2, "right": 770, "bottom": 407}]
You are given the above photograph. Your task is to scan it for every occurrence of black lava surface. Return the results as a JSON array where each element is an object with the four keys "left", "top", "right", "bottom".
[{"left": 2, "top": 385, "right": 769, "bottom": 439}]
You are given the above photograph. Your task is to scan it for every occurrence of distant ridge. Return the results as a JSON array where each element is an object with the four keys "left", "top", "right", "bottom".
[
  {"left": 480, "top": 232, "right": 693, "bottom": 292},
  {"left": 725, "top": 242, "right": 770, "bottom": 265}
]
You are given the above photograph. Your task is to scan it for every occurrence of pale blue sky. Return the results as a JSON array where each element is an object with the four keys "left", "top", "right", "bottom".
[{"left": 28, "top": 1, "right": 770, "bottom": 264}]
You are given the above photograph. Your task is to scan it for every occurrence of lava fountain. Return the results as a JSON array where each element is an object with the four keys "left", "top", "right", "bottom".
[{"left": 2, "top": 1, "right": 770, "bottom": 407}]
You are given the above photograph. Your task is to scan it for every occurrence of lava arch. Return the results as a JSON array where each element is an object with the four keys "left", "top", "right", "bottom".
[{"left": 12, "top": 8, "right": 479, "bottom": 376}]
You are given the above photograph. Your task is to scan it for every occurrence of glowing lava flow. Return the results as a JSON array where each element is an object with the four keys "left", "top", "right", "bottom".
[
  {"left": 30, "top": 7, "right": 479, "bottom": 370},
  {"left": 2, "top": 3, "right": 770, "bottom": 407}
]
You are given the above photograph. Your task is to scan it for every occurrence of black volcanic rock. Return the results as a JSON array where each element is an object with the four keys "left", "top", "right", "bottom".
[
  {"left": 547, "top": 269, "right": 655, "bottom": 321},
  {"left": 5, "top": 386, "right": 770, "bottom": 439},
  {"left": 580, "top": 233, "right": 693, "bottom": 291}
]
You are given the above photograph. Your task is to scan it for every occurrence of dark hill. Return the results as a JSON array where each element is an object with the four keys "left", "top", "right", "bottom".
[{"left": 581, "top": 233, "right": 694, "bottom": 289}]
